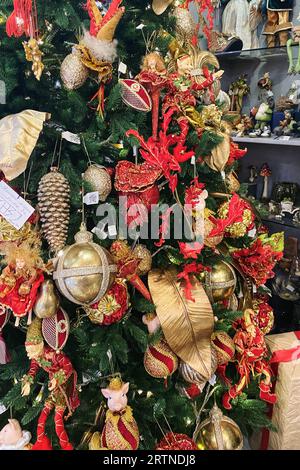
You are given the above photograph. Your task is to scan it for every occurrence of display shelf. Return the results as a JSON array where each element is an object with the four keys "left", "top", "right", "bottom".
[
  {"left": 262, "top": 216, "right": 300, "bottom": 230},
  {"left": 216, "top": 44, "right": 297, "bottom": 60},
  {"left": 233, "top": 136, "right": 300, "bottom": 147}
]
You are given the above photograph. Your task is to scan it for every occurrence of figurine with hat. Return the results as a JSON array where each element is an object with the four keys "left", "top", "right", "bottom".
[{"left": 21, "top": 312, "right": 79, "bottom": 450}]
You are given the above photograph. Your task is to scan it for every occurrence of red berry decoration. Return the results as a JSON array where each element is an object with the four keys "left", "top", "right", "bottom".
[{"left": 156, "top": 432, "right": 198, "bottom": 450}]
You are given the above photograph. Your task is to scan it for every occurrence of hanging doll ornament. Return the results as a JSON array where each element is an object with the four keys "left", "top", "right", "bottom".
[
  {"left": 21, "top": 317, "right": 80, "bottom": 450},
  {"left": 89, "top": 377, "right": 139, "bottom": 450},
  {"left": 0, "top": 241, "right": 45, "bottom": 326},
  {"left": 71, "top": 0, "right": 125, "bottom": 116},
  {"left": 137, "top": 52, "right": 168, "bottom": 140},
  {"left": 6, "top": 0, "right": 44, "bottom": 81}
]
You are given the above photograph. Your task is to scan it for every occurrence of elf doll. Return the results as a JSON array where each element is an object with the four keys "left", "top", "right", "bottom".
[
  {"left": 21, "top": 318, "right": 79, "bottom": 450},
  {"left": 263, "top": 0, "right": 294, "bottom": 47}
]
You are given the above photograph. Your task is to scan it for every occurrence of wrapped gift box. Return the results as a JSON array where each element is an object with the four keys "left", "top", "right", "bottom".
[{"left": 251, "top": 331, "right": 300, "bottom": 450}]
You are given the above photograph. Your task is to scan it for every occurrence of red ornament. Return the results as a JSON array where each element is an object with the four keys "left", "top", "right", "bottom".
[
  {"left": 120, "top": 79, "right": 152, "bottom": 112},
  {"left": 156, "top": 432, "right": 198, "bottom": 450},
  {"left": 6, "top": 0, "right": 37, "bottom": 38},
  {"left": 211, "top": 331, "right": 235, "bottom": 365},
  {"left": 0, "top": 305, "right": 11, "bottom": 365},
  {"left": 42, "top": 308, "right": 70, "bottom": 352},
  {"left": 84, "top": 280, "right": 129, "bottom": 326}
]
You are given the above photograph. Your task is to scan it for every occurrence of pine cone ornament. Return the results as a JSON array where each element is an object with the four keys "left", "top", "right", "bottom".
[{"left": 38, "top": 167, "right": 70, "bottom": 253}]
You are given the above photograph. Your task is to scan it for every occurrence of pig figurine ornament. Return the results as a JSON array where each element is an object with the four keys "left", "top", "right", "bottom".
[
  {"left": 0, "top": 419, "right": 31, "bottom": 450},
  {"left": 89, "top": 377, "right": 139, "bottom": 450}
]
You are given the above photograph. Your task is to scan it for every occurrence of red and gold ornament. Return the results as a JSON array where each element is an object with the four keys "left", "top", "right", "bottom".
[
  {"left": 83, "top": 279, "right": 129, "bottom": 326},
  {"left": 156, "top": 432, "right": 198, "bottom": 450},
  {"left": 120, "top": 79, "right": 152, "bottom": 112},
  {"left": 252, "top": 294, "right": 274, "bottom": 335},
  {"left": 42, "top": 308, "right": 70, "bottom": 352},
  {"left": 215, "top": 194, "right": 255, "bottom": 239},
  {"left": 211, "top": 331, "right": 235, "bottom": 366}
]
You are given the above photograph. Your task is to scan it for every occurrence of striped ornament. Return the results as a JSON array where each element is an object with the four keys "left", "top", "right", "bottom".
[
  {"left": 211, "top": 331, "right": 235, "bottom": 365},
  {"left": 144, "top": 339, "right": 178, "bottom": 379}
]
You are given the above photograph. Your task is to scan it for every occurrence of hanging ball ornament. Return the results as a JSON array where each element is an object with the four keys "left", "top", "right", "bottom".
[
  {"left": 144, "top": 339, "right": 178, "bottom": 379},
  {"left": 60, "top": 49, "right": 89, "bottom": 90},
  {"left": 53, "top": 223, "right": 117, "bottom": 305},
  {"left": 202, "top": 261, "right": 237, "bottom": 303},
  {"left": 33, "top": 279, "right": 60, "bottom": 319},
  {"left": 156, "top": 432, "right": 198, "bottom": 450},
  {"left": 132, "top": 245, "right": 152, "bottom": 276},
  {"left": 194, "top": 404, "right": 243, "bottom": 450},
  {"left": 179, "top": 348, "right": 218, "bottom": 392},
  {"left": 83, "top": 165, "right": 112, "bottom": 202},
  {"left": 211, "top": 331, "right": 235, "bottom": 365}
]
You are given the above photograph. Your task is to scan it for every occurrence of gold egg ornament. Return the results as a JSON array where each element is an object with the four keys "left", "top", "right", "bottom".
[
  {"left": 132, "top": 245, "right": 152, "bottom": 276},
  {"left": 194, "top": 404, "right": 243, "bottom": 450},
  {"left": 53, "top": 223, "right": 117, "bottom": 305},
  {"left": 83, "top": 165, "right": 112, "bottom": 202},
  {"left": 202, "top": 261, "right": 237, "bottom": 303},
  {"left": 60, "top": 50, "right": 89, "bottom": 90},
  {"left": 34, "top": 279, "right": 60, "bottom": 319}
]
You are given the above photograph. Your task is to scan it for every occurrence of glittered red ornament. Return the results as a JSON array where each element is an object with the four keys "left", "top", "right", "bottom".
[
  {"left": 42, "top": 308, "right": 70, "bottom": 351},
  {"left": 156, "top": 432, "right": 198, "bottom": 450}
]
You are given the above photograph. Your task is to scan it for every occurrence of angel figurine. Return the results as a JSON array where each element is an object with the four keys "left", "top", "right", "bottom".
[
  {"left": 0, "top": 242, "right": 44, "bottom": 325},
  {"left": 137, "top": 51, "right": 168, "bottom": 140}
]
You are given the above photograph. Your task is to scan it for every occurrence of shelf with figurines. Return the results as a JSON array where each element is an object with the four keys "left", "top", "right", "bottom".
[{"left": 222, "top": 70, "right": 300, "bottom": 145}]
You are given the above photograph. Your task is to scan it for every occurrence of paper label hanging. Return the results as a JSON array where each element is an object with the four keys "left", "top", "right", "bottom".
[{"left": 0, "top": 181, "right": 34, "bottom": 230}]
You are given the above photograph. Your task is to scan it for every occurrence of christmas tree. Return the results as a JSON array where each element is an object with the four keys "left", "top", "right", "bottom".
[{"left": 0, "top": 0, "right": 283, "bottom": 450}]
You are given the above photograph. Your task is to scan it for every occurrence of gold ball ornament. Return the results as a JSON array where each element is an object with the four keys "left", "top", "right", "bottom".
[
  {"left": 53, "top": 223, "right": 117, "bottom": 305},
  {"left": 83, "top": 165, "right": 112, "bottom": 202},
  {"left": 132, "top": 245, "right": 152, "bottom": 276},
  {"left": 60, "top": 51, "right": 89, "bottom": 90},
  {"left": 202, "top": 261, "right": 237, "bottom": 303},
  {"left": 34, "top": 279, "right": 60, "bottom": 319},
  {"left": 195, "top": 404, "right": 243, "bottom": 450}
]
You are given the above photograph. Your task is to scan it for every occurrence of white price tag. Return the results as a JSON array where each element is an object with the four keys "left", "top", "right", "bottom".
[
  {"left": 61, "top": 131, "right": 81, "bottom": 144},
  {"left": 83, "top": 192, "right": 99, "bottom": 205},
  {"left": 92, "top": 226, "right": 107, "bottom": 240},
  {"left": 248, "top": 227, "right": 257, "bottom": 238},
  {"left": 191, "top": 155, "right": 196, "bottom": 165},
  {"left": 136, "top": 23, "right": 145, "bottom": 30},
  {"left": 0, "top": 182, "right": 34, "bottom": 230},
  {"left": 190, "top": 68, "right": 202, "bottom": 77},
  {"left": 0, "top": 403, "right": 7, "bottom": 415},
  {"left": 253, "top": 284, "right": 257, "bottom": 294},
  {"left": 221, "top": 171, "right": 226, "bottom": 180},
  {"left": 286, "top": 284, "right": 295, "bottom": 292},
  {"left": 209, "top": 374, "right": 217, "bottom": 386},
  {"left": 118, "top": 62, "right": 127, "bottom": 74},
  {"left": 108, "top": 224, "right": 117, "bottom": 237},
  {"left": 279, "top": 136, "right": 291, "bottom": 141}
]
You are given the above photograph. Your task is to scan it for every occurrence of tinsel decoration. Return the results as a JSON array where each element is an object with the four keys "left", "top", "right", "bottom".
[{"left": 38, "top": 167, "right": 70, "bottom": 254}]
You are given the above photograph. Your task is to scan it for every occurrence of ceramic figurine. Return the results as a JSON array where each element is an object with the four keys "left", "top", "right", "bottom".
[
  {"left": 273, "top": 110, "right": 296, "bottom": 137},
  {"left": 287, "top": 25, "right": 300, "bottom": 74},
  {"left": 249, "top": 73, "right": 274, "bottom": 137},
  {"left": 222, "top": 0, "right": 263, "bottom": 50},
  {"left": 263, "top": 0, "right": 293, "bottom": 47}
]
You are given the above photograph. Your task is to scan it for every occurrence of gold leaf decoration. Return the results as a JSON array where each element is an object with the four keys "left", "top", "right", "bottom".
[{"left": 148, "top": 267, "right": 214, "bottom": 380}]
